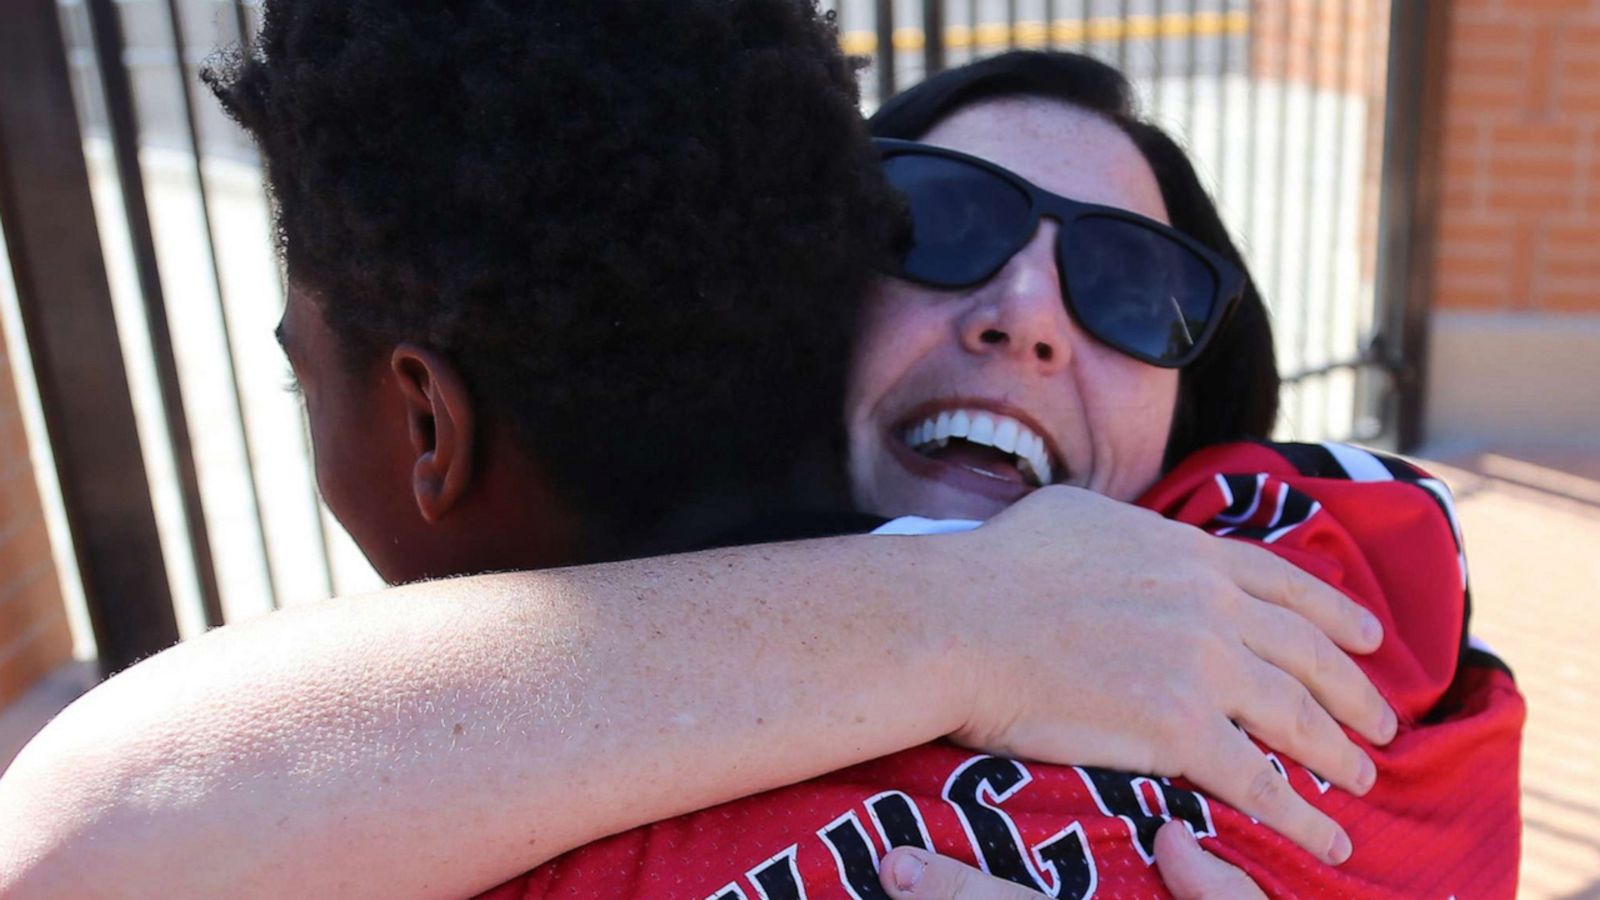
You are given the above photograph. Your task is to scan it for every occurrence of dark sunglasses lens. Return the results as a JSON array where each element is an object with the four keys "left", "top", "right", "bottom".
[
  {"left": 1063, "top": 215, "right": 1219, "bottom": 364},
  {"left": 882, "top": 153, "right": 1031, "bottom": 286}
]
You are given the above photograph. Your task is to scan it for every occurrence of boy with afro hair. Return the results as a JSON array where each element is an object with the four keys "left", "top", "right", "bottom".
[{"left": 206, "top": 0, "right": 903, "bottom": 580}]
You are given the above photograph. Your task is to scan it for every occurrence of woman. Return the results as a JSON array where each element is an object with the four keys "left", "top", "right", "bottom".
[
  {"left": 467, "top": 52, "right": 1520, "bottom": 897},
  {"left": 0, "top": 42, "right": 1497, "bottom": 896}
]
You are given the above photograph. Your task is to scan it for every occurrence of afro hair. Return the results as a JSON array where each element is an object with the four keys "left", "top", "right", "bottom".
[{"left": 206, "top": 0, "right": 903, "bottom": 557}]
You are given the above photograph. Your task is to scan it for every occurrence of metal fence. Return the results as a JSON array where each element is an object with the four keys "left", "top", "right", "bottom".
[{"left": 0, "top": 0, "right": 1439, "bottom": 667}]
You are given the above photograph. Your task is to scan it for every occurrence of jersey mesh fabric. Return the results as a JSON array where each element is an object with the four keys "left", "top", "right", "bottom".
[{"left": 476, "top": 442, "right": 1524, "bottom": 900}]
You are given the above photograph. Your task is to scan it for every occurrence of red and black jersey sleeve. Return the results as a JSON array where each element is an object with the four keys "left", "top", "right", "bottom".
[
  {"left": 476, "top": 443, "right": 1524, "bottom": 900},
  {"left": 1139, "top": 440, "right": 1492, "bottom": 722}
]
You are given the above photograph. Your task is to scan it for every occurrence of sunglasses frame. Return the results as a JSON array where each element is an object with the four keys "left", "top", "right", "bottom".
[{"left": 874, "top": 137, "right": 1247, "bottom": 369}]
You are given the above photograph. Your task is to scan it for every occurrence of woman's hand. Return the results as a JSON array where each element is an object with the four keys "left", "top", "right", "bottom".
[
  {"left": 931, "top": 486, "right": 1395, "bottom": 866},
  {"left": 877, "top": 825, "right": 1268, "bottom": 900}
]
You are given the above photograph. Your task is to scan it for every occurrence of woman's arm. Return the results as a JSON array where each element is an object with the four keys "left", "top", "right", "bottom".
[{"left": 0, "top": 487, "right": 1391, "bottom": 899}]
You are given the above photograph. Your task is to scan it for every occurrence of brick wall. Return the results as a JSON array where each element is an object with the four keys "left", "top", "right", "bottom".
[
  {"left": 0, "top": 311, "right": 72, "bottom": 709},
  {"left": 1435, "top": 0, "right": 1600, "bottom": 314}
]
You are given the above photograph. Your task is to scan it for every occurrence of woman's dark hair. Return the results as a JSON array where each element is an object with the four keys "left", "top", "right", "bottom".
[
  {"left": 205, "top": 0, "right": 901, "bottom": 557},
  {"left": 870, "top": 51, "right": 1280, "bottom": 466}
]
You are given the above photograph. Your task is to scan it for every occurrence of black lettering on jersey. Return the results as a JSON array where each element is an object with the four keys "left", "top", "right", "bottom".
[
  {"left": 1075, "top": 767, "right": 1215, "bottom": 864},
  {"left": 1033, "top": 823, "right": 1098, "bottom": 900},
  {"left": 1229, "top": 485, "right": 1319, "bottom": 544},
  {"left": 750, "top": 846, "right": 808, "bottom": 900},
  {"left": 1263, "top": 753, "right": 1289, "bottom": 781},
  {"left": 942, "top": 756, "right": 1048, "bottom": 891},
  {"left": 1307, "top": 767, "right": 1332, "bottom": 794},
  {"left": 867, "top": 791, "right": 934, "bottom": 852},
  {"left": 708, "top": 885, "right": 750, "bottom": 900},
  {"left": 818, "top": 812, "right": 891, "bottom": 900},
  {"left": 1216, "top": 473, "right": 1266, "bottom": 523}
]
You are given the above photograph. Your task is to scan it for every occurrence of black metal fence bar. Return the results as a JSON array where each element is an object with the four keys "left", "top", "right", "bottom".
[
  {"left": 1116, "top": 0, "right": 1131, "bottom": 71},
  {"left": 229, "top": 0, "right": 253, "bottom": 47},
  {"left": 1373, "top": 0, "right": 1448, "bottom": 452},
  {"left": 1158, "top": 0, "right": 1171, "bottom": 120},
  {"left": 159, "top": 0, "right": 283, "bottom": 611},
  {"left": 924, "top": 0, "right": 946, "bottom": 75},
  {"left": 1268, "top": 0, "right": 1295, "bottom": 366},
  {"left": 1242, "top": 4, "right": 1258, "bottom": 240},
  {"left": 1184, "top": 0, "right": 1200, "bottom": 139},
  {"left": 1294, "top": 0, "right": 1325, "bottom": 390},
  {"left": 0, "top": 0, "right": 181, "bottom": 672},
  {"left": 876, "top": 0, "right": 896, "bottom": 104},
  {"left": 83, "top": 0, "right": 228, "bottom": 629},
  {"left": 1214, "top": 0, "right": 1233, "bottom": 233},
  {"left": 1319, "top": 0, "right": 1354, "bottom": 437}
]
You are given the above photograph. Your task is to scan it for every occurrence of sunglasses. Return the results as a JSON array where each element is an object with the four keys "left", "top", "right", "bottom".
[{"left": 875, "top": 138, "right": 1246, "bottom": 369}]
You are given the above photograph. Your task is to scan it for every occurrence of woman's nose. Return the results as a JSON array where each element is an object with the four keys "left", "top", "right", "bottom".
[{"left": 957, "top": 221, "right": 1076, "bottom": 371}]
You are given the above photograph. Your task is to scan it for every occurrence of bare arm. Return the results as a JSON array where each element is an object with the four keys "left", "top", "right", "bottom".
[{"left": 0, "top": 488, "right": 1392, "bottom": 898}]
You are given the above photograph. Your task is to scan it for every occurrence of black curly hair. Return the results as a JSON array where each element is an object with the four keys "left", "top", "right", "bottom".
[
  {"left": 205, "top": 0, "right": 901, "bottom": 558},
  {"left": 871, "top": 51, "right": 1281, "bottom": 468}
]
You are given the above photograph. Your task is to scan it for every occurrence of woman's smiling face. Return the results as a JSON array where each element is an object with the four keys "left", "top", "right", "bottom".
[{"left": 846, "top": 97, "right": 1182, "bottom": 521}]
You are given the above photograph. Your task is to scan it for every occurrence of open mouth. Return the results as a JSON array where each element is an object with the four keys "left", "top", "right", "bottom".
[{"left": 898, "top": 408, "right": 1058, "bottom": 489}]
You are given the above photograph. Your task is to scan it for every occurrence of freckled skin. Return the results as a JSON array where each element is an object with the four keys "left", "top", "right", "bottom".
[{"left": 846, "top": 98, "right": 1180, "bottom": 522}]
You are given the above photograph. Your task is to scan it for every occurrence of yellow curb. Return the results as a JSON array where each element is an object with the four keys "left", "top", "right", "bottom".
[{"left": 840, "top": 10, "right": 1249, "bottom": 56}]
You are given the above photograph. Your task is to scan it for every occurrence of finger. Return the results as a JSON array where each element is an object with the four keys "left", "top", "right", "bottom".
[
  {"left": 878, "top": 847, "right": 1044, "bottom": 899},
  {"left": 1230, "top": 656, "right": 1378, "bottom": 796},
  {"left": 1225, "top": 542, "right": 1383, "bottom": 655},
  {"left": 1241, "top": 601, "right": 1397, "bottom": 747},
  {"left": 1154, "top": 821, "right": 1268, "bottom": 900},
  {"left": 1186, "top": 720, "right": 1353, "bottom": 866}
]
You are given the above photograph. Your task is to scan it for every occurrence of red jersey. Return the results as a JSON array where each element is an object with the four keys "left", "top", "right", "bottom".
[{"left": 480, "top": 442, "right": 1524, "bottom": 899}]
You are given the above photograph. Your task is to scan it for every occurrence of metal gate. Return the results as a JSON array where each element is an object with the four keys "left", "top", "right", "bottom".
[{"left": 0, "top": 0, "right": 1444, "bottom": 670}]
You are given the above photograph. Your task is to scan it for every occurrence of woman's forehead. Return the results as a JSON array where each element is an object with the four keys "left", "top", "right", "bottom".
[{"left": 917, "top": 97, "right": 1170, "bottom": 225}]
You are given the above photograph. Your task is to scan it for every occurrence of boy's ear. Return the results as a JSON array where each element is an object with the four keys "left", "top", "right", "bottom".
[{"left": 390, "top": 343, "right": 476, "bottom": 524}]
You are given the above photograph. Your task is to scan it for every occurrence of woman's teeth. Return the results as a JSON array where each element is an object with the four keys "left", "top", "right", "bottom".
[{"left": 901, "top": 409, "right": 1055, "bottom": 487}]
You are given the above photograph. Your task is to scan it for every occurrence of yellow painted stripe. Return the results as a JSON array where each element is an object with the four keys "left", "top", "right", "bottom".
[{"left": 839, "top": 9, "right": 1249, "bottom": 57}]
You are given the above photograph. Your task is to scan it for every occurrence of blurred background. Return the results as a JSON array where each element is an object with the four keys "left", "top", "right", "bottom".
[{"left": 0, "top": 0, "right": 1594, "bottom": 894}]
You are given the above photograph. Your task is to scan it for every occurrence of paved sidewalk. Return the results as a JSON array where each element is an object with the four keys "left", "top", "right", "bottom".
[{"left": 1420, "top": 444, "right": 1600, "bottom": 899}]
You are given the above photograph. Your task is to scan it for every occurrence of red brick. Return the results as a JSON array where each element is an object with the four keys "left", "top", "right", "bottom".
[
  {"left": 1440, "top": 182, "right": 1481, "bottom": 214},
  {"left": 0, "top": 516, "right": 56, "bottom": 585},
  {"left": 1589, "top": 147, "right": 1600, "bottom": 205},
  {"left": 1543, "top": 224, "right": 1600, "bottom": 285},
  {"left": 1546, "top": 221, "right": 1600, "bottom": 249},
  {"left": 1433, "top": 279, "right": 1512, "bottom": 311},
  {"left": 1448, "top": 77, "right": 1532, "bottom": 116},
  {"left": 0, "top": 564, "right": 64, "bottom": 651},
  {"left": 1440, "top": 150, "right": 1484, "bottom": 194},
  {"left": 1485, "top": 182, "right": 1579, "bottom": 214},
  {"left": 0, "top": 610, "right": 73, "bottom": 709},
  {"left": 1538, "top": 284, "right": 1600, "bottom": 311},
  {"left": 1486, "top": 154, "right": 1579, "bottom": 181},
  {"left": 1488, "top": 122, "right": 1582, "bottom": 151},
  {"left": 1512, "top": 220, "right": 1544, "bottom": 309},
  {"left": 1510, "top": 0, "right": 1595, "bottom": 15},
  {"left": 1438, "top": 217, "right": 1516, "bottom": 247},
  {"left": 1530, "top": 27, "right": 1560, "bottom": 113},
  {"left": 0, "top": 469, "right": 44, "bottom": 533},
  {"left": 1560, "top": 23, "right": 1600, "bottom": 55},
  {"left": 1435, "top": 249, "right": 1514, "bottom": 277},
  {"left": 1451, "top": 19, "right": 1530, "bottom": 53}
]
